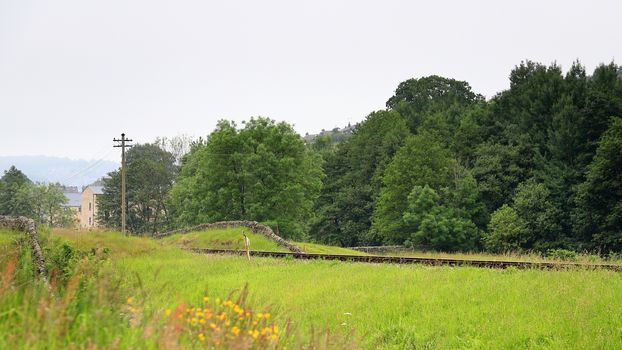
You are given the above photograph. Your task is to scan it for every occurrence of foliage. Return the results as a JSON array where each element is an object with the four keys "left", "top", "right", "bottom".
[
  {"left": 0, "top": 167, "right": 73, "bottom": 226},
  {"left": 310, "top": 110, "right": 410, "bottom": 246},
  {"left": 546, "top": 249, "right": 579, "bottom": 261},
  {"left": 373, "top": 133, "right": 454, "bottom": 244},
  {"left": 97, "top": 143, "right": 178, "bottom": 234},
  {"left": 171, "top": 118, "right": 323, "bottom": 239},
  {"left": 0, "top": 165, "right": 32, "bottom": 217},
  {"left": 386, "top": 75, "right": 484, "bottom": 132},
  {"left": 483, "top": 204, "right": 528, "bottom": 253},
  {"left": 574, "top": 117, "right": 622, "bottom": 251},
  {"left": 402, "top": 185, "right": 480, "bottom": 251}
]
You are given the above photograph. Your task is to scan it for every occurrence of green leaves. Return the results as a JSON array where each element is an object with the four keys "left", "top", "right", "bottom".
[
  {"left": 170, "top": 117, "right": 322, "bottom": 239},
  {"left": 403, "top": 185, "right": 480, "bottom": 251},
  {"left": 98, "top": 143, "right": 178, "bottom": 234}
]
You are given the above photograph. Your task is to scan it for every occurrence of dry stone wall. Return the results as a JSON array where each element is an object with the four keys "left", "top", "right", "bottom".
[
  {"left": 0, "top": 215, "right": 49, "bottom": 284},
  {"left": 156, "top": 221, "right": 303, "bottom": 253}
]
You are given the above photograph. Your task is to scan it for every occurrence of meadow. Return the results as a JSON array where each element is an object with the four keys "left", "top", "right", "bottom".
[
  {"left": 1, "top": 227, "right": 621, "bottom": 349},
  {"left": 50, "top": 228, "right": 622, "bottom": 349}
]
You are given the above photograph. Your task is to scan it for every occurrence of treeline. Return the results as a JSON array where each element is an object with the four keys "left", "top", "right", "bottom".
[
  {"left": 96, "top": 60, "right": 622, "bottom": 254},
  {"left": 0, "top": 166, "right": 74, "bottom": 226}
]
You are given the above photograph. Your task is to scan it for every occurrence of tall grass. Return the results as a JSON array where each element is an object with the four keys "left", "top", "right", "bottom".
[{"left": 1, "top": 228, "right": 355, "bottom": 349}]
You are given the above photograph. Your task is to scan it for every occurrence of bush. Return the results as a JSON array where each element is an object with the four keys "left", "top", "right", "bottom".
[
  {"left": 546, "top": 249, "right": 578, "bottom": 261},
  {"left": 483, "top": 204, "right": 528, "bottom": 253}
]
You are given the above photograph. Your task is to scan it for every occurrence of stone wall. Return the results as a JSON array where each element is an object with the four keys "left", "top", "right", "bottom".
[
  {"left": 156, "top": 221, "right": 303, "bottom": 253},
  {"left": 0, "top": 215, "right": 49, "bottom": 284}
]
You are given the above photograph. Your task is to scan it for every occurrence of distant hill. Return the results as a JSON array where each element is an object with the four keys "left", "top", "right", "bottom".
[{"left": 0, "top": 156, "right": 118, "bottom": 187}]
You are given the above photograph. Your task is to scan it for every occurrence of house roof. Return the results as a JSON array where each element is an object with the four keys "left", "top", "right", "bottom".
[
  {"left": 64, "top": 192, "right": 81, "bottom": 207},
  {"left": 90, "top": 185, "right": 104, "bottom": 195}
]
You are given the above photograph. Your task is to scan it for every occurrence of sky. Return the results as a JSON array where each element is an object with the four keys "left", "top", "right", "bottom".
[{"left": 0, "top": 0, "right": 620, "bottom": 161}]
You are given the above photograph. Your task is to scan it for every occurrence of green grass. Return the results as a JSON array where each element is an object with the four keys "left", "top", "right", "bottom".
[
  {"left": 5, "top": 229, "right": 622, "bottom": 349},
  {"left": 114, "top": 248, "right": 622, "bottom": 349},
  {"left": 0, "top": 229, "right": 18, "bottom": 248},
  {"left": 161, "top": 227, "right": 289, "bottom": 252},
  {"left": 53, "top": 228, "right": 166, "bottom": 257}
]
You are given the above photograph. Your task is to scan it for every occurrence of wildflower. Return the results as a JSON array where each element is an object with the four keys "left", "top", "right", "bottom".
[
  {"left": 210, "top": 322, "right": 217, "bottom": 329},
  {"left": 198, "top": 333, "right": 206, "bottom": 342},
  {"left": 199, "top": 319, "right": 206, "bottom": 325},
  {"left": 165, "top": 309, "right": 172, "bottom": 316},
  {"left": 272, "top": 325, "right": 279, "bottom": 334},
  {"left": 257, "top": 312, "right": 264, "bottom": 319},
  {"left": 127, "top": 297, "right": 134, "bottom": 304},
  {"left": 232, "top": 326, "right": 240, "bottom": 336},
  {"left": 264, "top": 312, "right": 271, "bottom": 319},
  {"left": 203, "top": 296, "right": 209, "bottom": 303},
  {"left": 270, "top": 334, "right": 278, "bottom": 342}
]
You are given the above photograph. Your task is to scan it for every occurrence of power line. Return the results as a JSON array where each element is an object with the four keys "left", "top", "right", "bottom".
[{"left": 58, "top": 147, "right": 116, "bottom": 184}]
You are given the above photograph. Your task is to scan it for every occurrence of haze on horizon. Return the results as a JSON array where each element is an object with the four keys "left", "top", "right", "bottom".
[{"left": 1, "top": 0, "right": 620, "bottom": 161}]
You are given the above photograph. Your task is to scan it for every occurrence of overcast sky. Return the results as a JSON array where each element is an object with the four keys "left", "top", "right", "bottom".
[{"left": 1, "top": 0, "right": 620, "bottom": 161}]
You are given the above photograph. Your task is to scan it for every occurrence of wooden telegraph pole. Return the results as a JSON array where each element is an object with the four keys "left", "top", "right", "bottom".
[{"left": 113, "top": 133, "right": 132, "bottom": 235}]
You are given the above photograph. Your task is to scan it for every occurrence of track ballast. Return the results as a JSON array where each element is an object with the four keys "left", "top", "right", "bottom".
[{"left": 185, "top": 248, "right": 622, "bottom": 272}]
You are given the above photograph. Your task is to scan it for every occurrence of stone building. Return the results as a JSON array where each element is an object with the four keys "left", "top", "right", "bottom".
[{"left": 80, "top": 180, "right": 104, "bottom": 228}]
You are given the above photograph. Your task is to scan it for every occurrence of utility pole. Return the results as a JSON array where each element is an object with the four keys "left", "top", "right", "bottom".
[{"left": 113, "top": 133, "right": 132, "bottom": 235}]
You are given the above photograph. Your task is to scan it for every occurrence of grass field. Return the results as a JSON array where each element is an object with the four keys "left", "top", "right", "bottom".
[
  {"left": 161, "top": 227, "right": 290, "bottom": 252},
  {"left": 47, "top": 229, "right": 622, "bottom": 349}
]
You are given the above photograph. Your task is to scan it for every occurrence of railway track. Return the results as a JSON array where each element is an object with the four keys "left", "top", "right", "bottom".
[{"left": 185, "top": 248, "right": 622, "bottom": 272}]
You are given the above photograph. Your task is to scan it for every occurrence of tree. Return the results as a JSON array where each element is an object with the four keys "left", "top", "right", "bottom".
[
  {"left": 386, "top": 75, "right": 484, "bottom": 133},
  {"left": 98, "top": 143, "right": 178, "bottom": 234},
  {"left": 574, "top": 117, "right": 622, "bottom": 252},
  {"left": 310, "top": 110, "right": 410, "bottom": 246},
  {"left": 373, "top": 133, "right": 454, "bottom": 244},
  {"left": 170, "top": 117, "right": 323, "bottom": 239},
  {"left": 511, "top": 180, "right": 563, "bottom": 251},
  {"left": 483, "top": 204, "right": 528, "bottom": 253},
  {"left": 0, "top": 165, "right": 32, "bottom": 216},
  {"left": 29, "top": 183, "right": 74, "bottom": 227},
  {"left": 403, "top": 185, "right": 480, "bottom": 251}
]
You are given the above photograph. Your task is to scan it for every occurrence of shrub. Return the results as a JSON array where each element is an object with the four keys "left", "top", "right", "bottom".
[{"left": 546, "top": 249, "right": 578, "bottom": 261}]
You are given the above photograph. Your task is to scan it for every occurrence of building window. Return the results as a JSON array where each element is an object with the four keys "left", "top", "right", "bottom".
[
  {"left": 89, "top": 202, "right": 92, "bottom": 211},
  {"left": 89, "top": 217, "right": 92, "bottom": 225}
]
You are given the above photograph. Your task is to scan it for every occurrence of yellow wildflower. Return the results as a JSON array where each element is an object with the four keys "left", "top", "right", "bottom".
[
  {"left": 231, "top": 326, "right": 240, "bottom": 336},
  {"left": 165, "top": 309, "right": 172, "bottom": 316}
]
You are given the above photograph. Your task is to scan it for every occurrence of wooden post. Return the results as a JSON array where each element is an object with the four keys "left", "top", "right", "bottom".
[{"left": 243, "top": 234, "right": 251, "bottom": 261}]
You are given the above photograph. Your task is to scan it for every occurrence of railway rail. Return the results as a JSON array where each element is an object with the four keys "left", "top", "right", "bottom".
[{"left": 185, "top": 248, "right": 622, "bottom": 272}]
